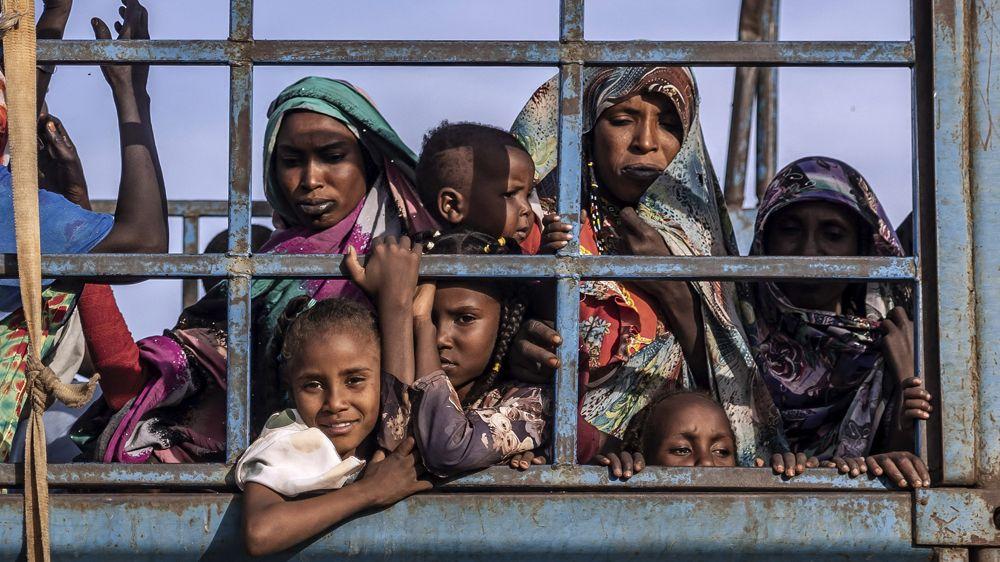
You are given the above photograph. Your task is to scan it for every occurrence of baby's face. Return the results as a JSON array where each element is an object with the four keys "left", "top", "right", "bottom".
[
  {"left": 460, "top": 146, "right": 535, "bottom": 243},
  {"left": 644, "top": 395, "right": 737, "bottom": 467}
]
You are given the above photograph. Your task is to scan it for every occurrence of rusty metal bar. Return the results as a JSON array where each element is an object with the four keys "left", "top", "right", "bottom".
[
  {"left": 90, "top": 199, "right": 272, "bottom": 217},
  {"left": 560, "top": 0, "right": 584, "bottom": 42},
  {"left": 914, "top": 489, "right": 1000, "bottom": 546},
  {"left": 227, "top": 63, "right": 253, "bottom": 256},
  {"left": 0, "top": 254, "right": 917, "bottom": 280},
  {"left": 35, "top": 39, "right": 915, "bottom": 67},
  {"left": 229, "top": 0, "right": 252, "bottom": 42},
  {"left": 0, "top": 493, "right": 927, "bottom": 559},
  {"left": 754, "top": 0, "right": 779, "bottom": 200},
  {"left": 931, "top": 0, "right": 977, "bottom": 486},
  {"left": 181, "top": 214, "right": 200, "bottom": 307},
  {"left": 724, "top": 0, "right": 765, "bottom": 208},
  {"left": 0, "top": 463, "right": 901, "bottom": 491},
  {"left": 225, "top": 275, "right": 252, "bottom": 462}
]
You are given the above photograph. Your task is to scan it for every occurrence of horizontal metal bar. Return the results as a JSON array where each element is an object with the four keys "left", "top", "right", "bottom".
[
  {"left": 90, "top": 199, "right": 272, "bottom": 217},
  {"left": 0, "top": 254, "right": 916, "bottom": 280},
  {"left": 0, "top": 464, "right": 901, "bottom": 491},
  {"left": 0, "top": 492, "right": 927, "bottom": 559},
  {"left": 36, "top": 39, "right": 914, "bottom": 67}
]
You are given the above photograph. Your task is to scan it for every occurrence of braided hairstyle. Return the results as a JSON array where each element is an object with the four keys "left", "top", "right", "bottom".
[
  {"left": 272, "top": 295, "right": 380, "bottom": 379},
  {"left": 426, "top": 229, "right": 528, "bottom": 407}
]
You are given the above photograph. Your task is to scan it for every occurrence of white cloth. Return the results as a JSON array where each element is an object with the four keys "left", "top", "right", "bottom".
[{"left": 235, "top": 409, "right": 366, "bottom": 497}]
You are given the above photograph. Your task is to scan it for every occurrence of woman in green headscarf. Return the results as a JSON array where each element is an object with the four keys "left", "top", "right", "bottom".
[{"left": 89, "top": 77, "right": 436, "bottom": 463}]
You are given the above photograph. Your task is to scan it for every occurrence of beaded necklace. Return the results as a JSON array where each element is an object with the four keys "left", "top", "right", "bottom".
[{"left": 586, "top": 161, "right": 621, "bottom": 255}]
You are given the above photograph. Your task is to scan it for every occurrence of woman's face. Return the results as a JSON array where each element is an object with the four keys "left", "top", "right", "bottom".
[
  {"left": 591, "top": 93, "right": 683, "bottom": 205},
  {"left": 287, "top": 329, "right": 381, "bottom": 458},
  {"left": 764, "top": 200, "right": 862, "bottom": 312},
  {"left": 273, "top": 111, "right": 369, "bottom": 231},
  {"left": 432, "top": 283, "right": 501, "bottom": 398}
]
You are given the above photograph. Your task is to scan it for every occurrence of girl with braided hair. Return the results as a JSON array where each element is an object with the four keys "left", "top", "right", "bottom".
[{"left": 405, "top": 230, "right": 552, "bottom": 476}]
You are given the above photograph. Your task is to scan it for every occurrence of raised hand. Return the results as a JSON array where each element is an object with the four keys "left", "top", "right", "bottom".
[
  {"left": 37, "top": 114, "right": 90, "bottom": 209},
  {"left": 91, "top": 0, "right": 150, "bottom": 94},
  {"left": 540, "top": 213, "right": 574, "bottom": 253},
  {"left": 898, "top": 377, "right": 933, "bottom": 425},
  {"left": 344, "top": 236, "right": 423, "bottom": 305},
  {"left": 618, "top": 206, "right": 671, "bottom": 257}
]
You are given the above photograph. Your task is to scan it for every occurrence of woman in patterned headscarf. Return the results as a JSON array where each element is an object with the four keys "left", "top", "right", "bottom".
[
  {"left": 512, "top": 67, "right": 785, "bottom": 467},
  {"left": 745, "top": 156, "right": 932, "bottom": 487}
]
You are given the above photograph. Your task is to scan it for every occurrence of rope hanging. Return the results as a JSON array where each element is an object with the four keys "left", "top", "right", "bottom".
[{"left": 1, "top": 1, "right": 99, "bottom": 559}]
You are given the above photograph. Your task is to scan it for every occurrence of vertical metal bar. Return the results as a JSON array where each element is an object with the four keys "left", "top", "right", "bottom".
[
  {"left": 227, "top": 63, "right": 253, "bottom": 256},
  {"left": 931, "top": 0, "right": 977, "bottom": 485},
  {"left": 559, "top": 0, "right": 584, "bottom": 42},
  {"left": 226, "top": 275, "right": 252, "bottom": 462},
  {"left": 230, "top": 0, "right": 253, "bottom": 42},
  {"left": 969, "top": 0, "right": 1000, "bottom": 490},
  {"left": 911, "top": 0, "right": 937, "bottom": 468},
  {"left": 754, "top": 0, "right": 779, "bottom": 200},
  {"left": 554, "top": 277, "right": 580, "bottom": 465},
  {"left": 553, "top": 63, "right": 584, "bottom": 465},
  {"left": 181, "top": 214, "right": 200, "bottom": 308},
  {"left": 724, "top": 0, "right": 764, "bottom": 209}
]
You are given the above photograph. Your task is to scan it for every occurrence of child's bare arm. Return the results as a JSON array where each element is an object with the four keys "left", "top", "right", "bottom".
[
  {"left": 36, "top": 0, "right": 73, "bottom": 111},
  {"left": 242, "top": 437, "right": 431, "bottom": 557},
  {"left": 413, "top": 282, "right": 442, "bottom": 379},
  {"left": 345, "top": 236, "right": 421, "bottom": 384}
]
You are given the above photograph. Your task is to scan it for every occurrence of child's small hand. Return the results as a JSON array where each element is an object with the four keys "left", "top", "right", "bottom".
[
  {"left": 819, "top": 456, "right": 868, "bottom": 478},
  {"left": 345, "top": 235, "right": 423, "bottom": 305},
  {"left": 593, "top": 450, "right": 645, "bottom": 480},
  {"left": 507, "top": 319, "right": 562, "bottom": 384},
  {"left": 508, "top": 450, "right": 546, "bottom": 471},
  {"left": 754, "top": 452, "right": 818, "bottom": 478},
  {"left": 899, "top": 377, "right": 933, "bottom": 424},
  {"left": 824, "top": 451, "right": 930, "bottom": 489},
  {"left": 359, "top": 437, "right": 433, "bottom": 508},
  {"left": 540, "top": 213, "right": 574, "bottom": 253},
  {"left": 413, "top": 282, "right": 436, "bottom": 321}
]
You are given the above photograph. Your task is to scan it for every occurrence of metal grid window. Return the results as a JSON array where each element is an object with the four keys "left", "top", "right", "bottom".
[{"left": 1, "top": 0, "right": 998, "bottom": 557}]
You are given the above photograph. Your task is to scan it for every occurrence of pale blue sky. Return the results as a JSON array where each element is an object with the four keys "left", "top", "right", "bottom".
[{"left": 38, "top": 0, "right": 913, "bottom": 338}]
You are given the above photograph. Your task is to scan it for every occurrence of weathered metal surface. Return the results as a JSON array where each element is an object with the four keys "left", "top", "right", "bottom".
[
  {"left": 0, "top": 464, "right": 899, "bottom": 491},
  {"left": 559, "top": 0, "right": 584, "bottom": 42},
  {"left": 228, "top": 63, "right": 254, "bottom": 256},
  {"left": 932, "top": 0, "right": 978, "bottom": 486},
  {"left": 181, "top": 215, "right": 200, "bottom": 307},
  {"left": 229, "top": 0, "right": 252, "bottom": 42},
  {"left": 969, "top": 0, "right": 1000, "bottom": 489},
  {"left": 914, "top": 489, "right": 1000, "bottom": 546},
  {"left": 0, "top": 493, "right": 929, "bottom": 560},
  {"left": 754, "top": 0, "right": 779, "bottom": 200},
  {"left": 35, "top": 39, "right": 915, "bottom": 67},
  {"left": 0, "top": 254, "right": 917, "bottom": 280},
  {"left": 723, "top": 0, "right": 765, "bottom": 208},
  {"left": 934, "top": 548, "right": 970, "bottom": 562},
  {"left": 226, "top": 276, "right": 252, "bottom": 462},
  {"left": 554, "top": 278, "right": 580, "bottom": 465},
  {"left": 90, "top": 199, "right": 273, "bottom": 217}
]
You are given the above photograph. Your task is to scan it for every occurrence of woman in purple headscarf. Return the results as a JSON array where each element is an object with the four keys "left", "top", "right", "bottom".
[{"left": 746, "top": 156, "right": 933, "bottom": 488}]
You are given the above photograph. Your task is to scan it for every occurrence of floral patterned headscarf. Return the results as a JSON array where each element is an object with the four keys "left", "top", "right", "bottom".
[
  {"left": 746, "top": 156, "right": 908, "bottom": 459},
  {"left": 512, "top": 67, "right": 786, "bottom": 465}
]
